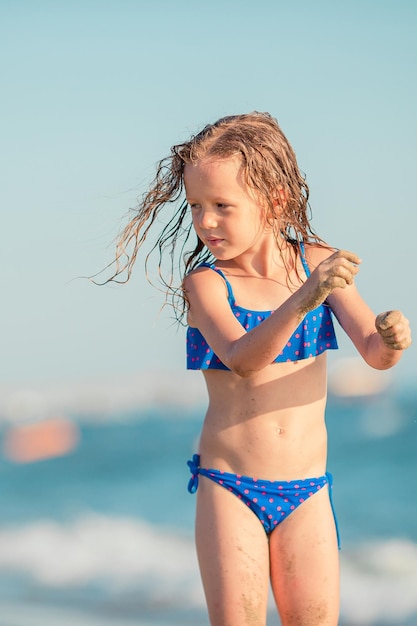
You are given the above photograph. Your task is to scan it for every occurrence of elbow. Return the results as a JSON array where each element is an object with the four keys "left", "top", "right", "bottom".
[
  {"left": 361, "top": 333, "right": 404, "bottom": 371},
  {"left": 227, "top": 351, "right": 260, "bottom": 378},
  {"left": 363, "top": 351, "right": 403, "bottom": 371},
  {"left": 231, "top": 365, "right": 258, "bottom": 379},
  {"left": 226, "top": 340, "right": 268, "bottom": 378},
  {"left": 367, "top": 361, "right": 395, "bottom": 371}
]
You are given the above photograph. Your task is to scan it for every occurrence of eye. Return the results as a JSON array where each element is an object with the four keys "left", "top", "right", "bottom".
[
  {"left": 216, "top": 203, "right": 229, "bottom": 209},
  {"left": 188, "top": 203, "right": 200, "bottom": 210}
]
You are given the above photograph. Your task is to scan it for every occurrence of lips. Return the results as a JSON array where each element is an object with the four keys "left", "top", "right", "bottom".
[{"left": 206, "top": 237, "right": 223, "bottom": 246}]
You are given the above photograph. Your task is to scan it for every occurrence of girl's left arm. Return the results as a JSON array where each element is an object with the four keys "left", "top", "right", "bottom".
[{"left": 327, "top": 284, "right": 412, "bottom": 370}]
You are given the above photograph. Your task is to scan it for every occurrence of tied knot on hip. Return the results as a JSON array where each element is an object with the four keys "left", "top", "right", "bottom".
[{"left": 187, "top": 453, "right": 201, "bottom": 493}]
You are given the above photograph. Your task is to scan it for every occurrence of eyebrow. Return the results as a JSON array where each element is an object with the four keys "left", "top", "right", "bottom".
[{"left": 186, "top": 197, "right": 232, "bottom": 204}]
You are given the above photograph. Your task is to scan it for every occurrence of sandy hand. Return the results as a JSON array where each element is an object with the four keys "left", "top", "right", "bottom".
[
  {"left": 298, "top": 249, "right": 361, "bottom": 316},
  {"left": 375, "top": 310, "right": 412, "bottom": 350}
]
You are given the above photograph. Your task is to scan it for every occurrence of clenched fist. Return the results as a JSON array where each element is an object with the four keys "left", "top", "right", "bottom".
[{"left": 375, "top": 310, "right": 412, "bottom": 350}]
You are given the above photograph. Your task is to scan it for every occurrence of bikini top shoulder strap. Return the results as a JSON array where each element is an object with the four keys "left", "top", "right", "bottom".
[
  {"left": 198, "top": 262, "right": 235, "bottom": 305},
  {"left": 299, "top": 241, "right": 311, "bottom": 278}
]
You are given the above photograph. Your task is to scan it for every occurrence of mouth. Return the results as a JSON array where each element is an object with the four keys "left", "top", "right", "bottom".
[{"left": 205, "top": 237, "right": 224, "bottom": 246}]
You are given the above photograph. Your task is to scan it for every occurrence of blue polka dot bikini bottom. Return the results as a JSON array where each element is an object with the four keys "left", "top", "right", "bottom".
[{"left": 187, "top": 454, "right": 340, "bottom": 548}]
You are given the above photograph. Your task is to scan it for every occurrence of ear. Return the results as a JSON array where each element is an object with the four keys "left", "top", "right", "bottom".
[{"left": 273, "top": 186, "right": 288, "bottom": 209}]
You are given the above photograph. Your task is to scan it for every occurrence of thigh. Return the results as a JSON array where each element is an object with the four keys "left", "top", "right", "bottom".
[
  {"left": 269, "top": 486, "right": 340, "bottom": 626},
  {"left": 195, "top": 476, "right": 270, "bottom": 626}
]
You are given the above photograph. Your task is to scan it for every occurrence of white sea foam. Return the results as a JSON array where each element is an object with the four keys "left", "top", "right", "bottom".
[
  {"left": 0, "top": 514, "right": 205, "bottom": 608},
  {"left": 0, "top": 516, "right": 416, "bottom": 623},
  {"left": 340, "top": 539, "right": 417, "bottom": 624},
  {"left": 0, "top": 602, "right": 145, "bottom": 626}
]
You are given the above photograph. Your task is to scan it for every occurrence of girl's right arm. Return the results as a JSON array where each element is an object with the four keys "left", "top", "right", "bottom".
[{"left": 185, "top": 250, "right": 361, "bottom": 377}]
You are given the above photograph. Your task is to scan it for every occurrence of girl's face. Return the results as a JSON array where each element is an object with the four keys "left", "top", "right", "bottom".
[{"left": 184, "top": 157, "right": 271, "bottom": 262}]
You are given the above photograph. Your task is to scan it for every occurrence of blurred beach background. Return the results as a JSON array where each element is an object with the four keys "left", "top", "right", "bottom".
[{"left": 1, "top": 1, "right": 416, "bottom": 624}]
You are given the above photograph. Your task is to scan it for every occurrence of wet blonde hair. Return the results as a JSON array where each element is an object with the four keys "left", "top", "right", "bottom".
[{"left": 105, "top": 112, "right": 325, "bottom": 319}]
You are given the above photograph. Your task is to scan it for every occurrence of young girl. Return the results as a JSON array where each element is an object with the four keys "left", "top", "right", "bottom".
[{"left": 108, "top": 112, "right": 411, "bottom": 626}]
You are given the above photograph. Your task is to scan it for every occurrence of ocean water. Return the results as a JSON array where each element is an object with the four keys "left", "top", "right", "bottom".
[{"left": 0, "top": 387, "right": 416, "bottom": 626}]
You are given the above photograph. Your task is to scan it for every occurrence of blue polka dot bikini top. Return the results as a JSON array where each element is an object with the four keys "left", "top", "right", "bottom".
[{"left": 186, "top": 242, "right": 338, "bottom": 370}]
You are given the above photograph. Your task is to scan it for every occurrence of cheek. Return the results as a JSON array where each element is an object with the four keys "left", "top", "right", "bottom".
[
  {"left": 251, "top": 207, "right": 269, "bottom": 231},
  {"left": 190, "top": 213, "right": 202, "bottom": 235},
  {"left": 247, "top": 195, "right": 268, "bottom": 224}
]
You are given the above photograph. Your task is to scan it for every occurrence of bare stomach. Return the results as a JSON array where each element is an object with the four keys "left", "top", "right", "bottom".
[{"left": 198, "top": 354, "right": 329, "bottom": 481}]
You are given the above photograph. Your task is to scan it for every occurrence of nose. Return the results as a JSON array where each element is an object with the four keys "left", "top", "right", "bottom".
[{"left": 197, "top": 208, "right": 218, "bottom": 230}]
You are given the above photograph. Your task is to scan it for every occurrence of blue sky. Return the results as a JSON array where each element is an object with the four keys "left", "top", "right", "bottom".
[{"left": 1, "top": 0, "right": 416, "bottom": 391}]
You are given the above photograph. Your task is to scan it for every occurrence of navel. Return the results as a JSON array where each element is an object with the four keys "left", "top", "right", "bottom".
[{"left": 275, "top": 426, "right": 285, "bottom": 436}]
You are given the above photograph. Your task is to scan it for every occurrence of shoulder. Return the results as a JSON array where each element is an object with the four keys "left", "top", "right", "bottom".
[
  {"left": 184, "top": 264, "right": 223, "bottom": 293},
  {"left": 183, "top": 265, "right": 230, "bottom": 326},
  {"left": 302, "top": 242, "right": 337, "bottom": 269}
]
